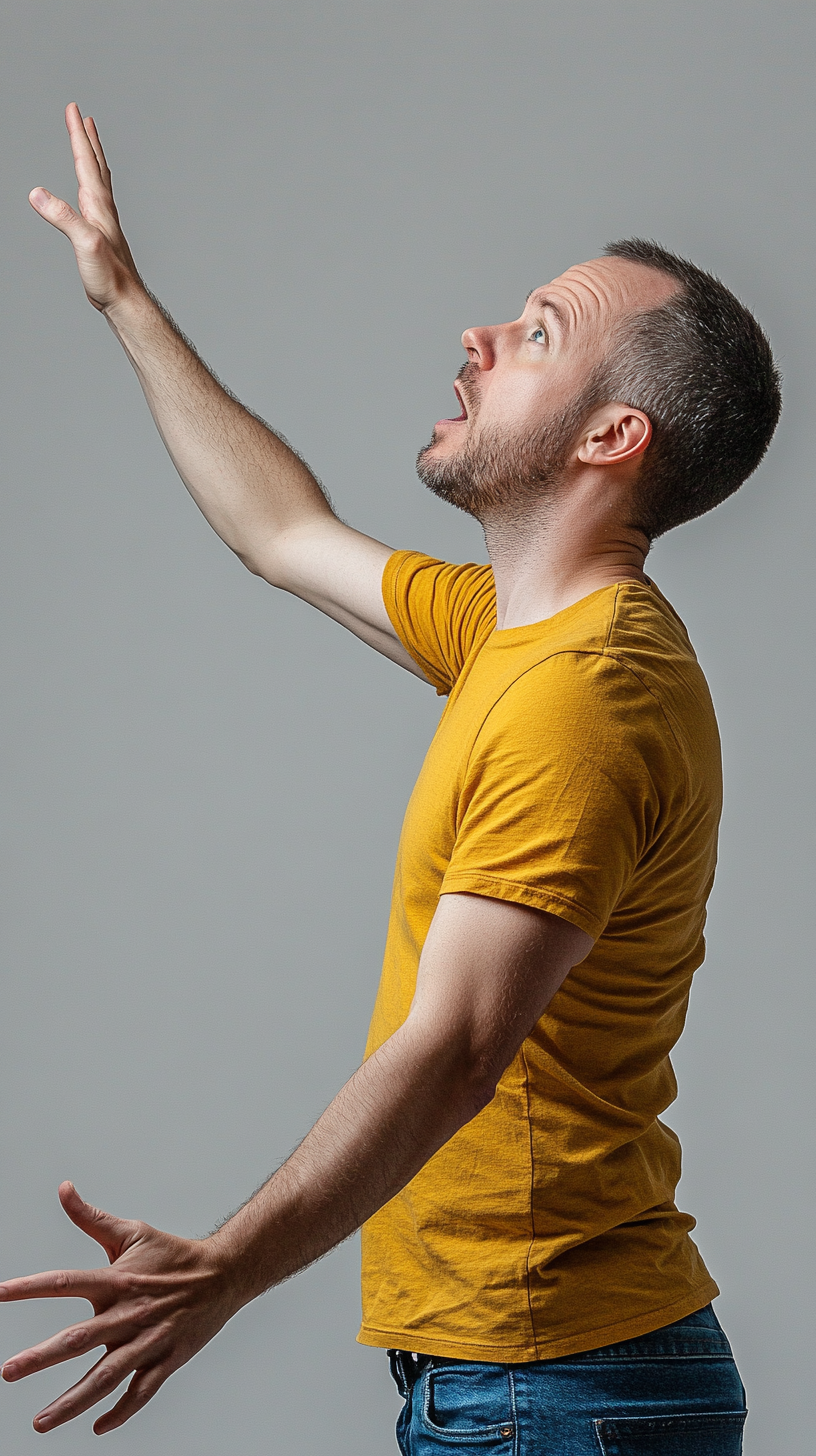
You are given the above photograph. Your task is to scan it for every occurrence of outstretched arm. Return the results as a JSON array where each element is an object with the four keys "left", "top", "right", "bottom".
[
  {"left": 0, "top": 894, "right": 590, "bottom": 1435},
  {"left": 29, "top": 105, "right": 427, "bottom": 679}
]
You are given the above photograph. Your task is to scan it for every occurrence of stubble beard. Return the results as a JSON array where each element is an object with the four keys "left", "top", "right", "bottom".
[{"left": 416, "top": 366, "right": 590, "bottom": 522}]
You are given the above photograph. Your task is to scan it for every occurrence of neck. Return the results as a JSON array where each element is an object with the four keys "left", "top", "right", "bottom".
[{"left": 480, "top": 472, "right": 650, "bottom": 630}]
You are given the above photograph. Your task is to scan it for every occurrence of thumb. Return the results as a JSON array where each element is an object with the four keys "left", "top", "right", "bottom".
[
  {"left": 58, "top": 1182, "right": 139, "bottom": 1264},
  {"left": 29, "top": 187, "right": 94, "bottom": 245}
]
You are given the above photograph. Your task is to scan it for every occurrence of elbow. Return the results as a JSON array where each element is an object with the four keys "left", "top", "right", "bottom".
[
  {"left": 402, "top": 1013, "right": 507, "bottom": 1121},
  {"left": 452, "top": 1053, "right": 502, "bottom": 1120},
  {"left": 234, "top": 545, "right": 272, "bottom": 581}
]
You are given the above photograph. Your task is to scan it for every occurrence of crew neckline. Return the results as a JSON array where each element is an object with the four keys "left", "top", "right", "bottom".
[{"left": 489, "top": 578, "right": 657, "bottom": 643}]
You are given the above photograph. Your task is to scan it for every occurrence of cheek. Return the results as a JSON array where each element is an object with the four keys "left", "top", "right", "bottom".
[
  {"left": 482, "top": 363, "right": 587, "bottom": 436},
  {"left": 479, "top": 373, "right": 556, "bottom": 435}
]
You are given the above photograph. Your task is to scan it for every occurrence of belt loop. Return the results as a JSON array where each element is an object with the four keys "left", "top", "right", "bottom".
[
  {"left": 388, "top": 1349, "right": 430, "bottom": 1398},
  {"left": 388, "top": 1349, "right": 410, "bottom": 1398}
]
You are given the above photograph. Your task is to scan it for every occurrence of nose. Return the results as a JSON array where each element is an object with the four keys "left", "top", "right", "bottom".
[{"left": 461, "top": 324, "right": 499, "bottom": 370}]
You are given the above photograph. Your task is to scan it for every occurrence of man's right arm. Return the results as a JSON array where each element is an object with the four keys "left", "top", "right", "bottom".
[{"left": 29, "top": 104, "right": 428, "bottom": 681}]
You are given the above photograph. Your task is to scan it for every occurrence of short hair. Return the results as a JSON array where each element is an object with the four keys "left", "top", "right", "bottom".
[{"left": 588, "top": 238, "right": 782, "bottom": 540}]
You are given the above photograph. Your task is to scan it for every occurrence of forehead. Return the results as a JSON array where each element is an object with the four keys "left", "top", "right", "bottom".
[{"left": 528, "top": 256, "right": 678, "bottom": 335}]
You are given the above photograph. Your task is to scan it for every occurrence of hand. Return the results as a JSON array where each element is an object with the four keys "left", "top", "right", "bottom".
[
  {"left": 1, "top": 1182, "right": 241, "bottom": 1435},
  {"left": 29, "top": 104, "right": 143, "bottom": 314}
]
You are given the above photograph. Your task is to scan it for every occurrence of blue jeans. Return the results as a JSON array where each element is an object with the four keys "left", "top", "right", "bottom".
[{"left": 388, "top": 1305, "right": 747, "bottom": 1454}]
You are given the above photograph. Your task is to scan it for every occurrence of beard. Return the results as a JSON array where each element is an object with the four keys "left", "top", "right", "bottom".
[{"left": 416, "top": 365, "right": 590, "bottom": 521}]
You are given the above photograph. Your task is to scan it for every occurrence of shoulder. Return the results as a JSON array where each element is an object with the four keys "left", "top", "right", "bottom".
[
  {"left": 467, "top": 649, "right": 689, "bottom": 820},
  {"left": 485, "top": 646, "right": 660, "bottom": 725},
  {"left": 489, "top": 582, "right": 719, "bottom": 753},
  {"left": 480, "top": 649, "right": 667, "bottom": 757},
  {"left": 383, "top": 550, "right": 497, "bottom": 694}
]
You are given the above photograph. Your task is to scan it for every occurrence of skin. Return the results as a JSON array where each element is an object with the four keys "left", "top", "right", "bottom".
[
  {"left": 2, "top": 104, "right": 678, "bottom": 1435},
  {"left": 431, "top": 260, "right": 677, "bottom": 628}
]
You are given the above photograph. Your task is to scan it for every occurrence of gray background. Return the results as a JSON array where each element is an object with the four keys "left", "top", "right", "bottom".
[{"left": 1, "top": 2, "right": 813, "bottom": 1451}]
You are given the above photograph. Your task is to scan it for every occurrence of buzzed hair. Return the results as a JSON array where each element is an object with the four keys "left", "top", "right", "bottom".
[{"left": 589, "top": 238, "right": 781, "bottom": 539}]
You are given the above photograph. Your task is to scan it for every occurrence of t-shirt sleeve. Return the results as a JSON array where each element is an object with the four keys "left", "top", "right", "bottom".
[
  {"left": 441, "top": 652, "right": 678, "bottom": 940},
  {"left": 382, "top": 550, "right": 497, "bottom": 695}
]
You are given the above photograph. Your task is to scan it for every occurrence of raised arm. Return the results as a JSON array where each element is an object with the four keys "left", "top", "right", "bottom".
[
  {"left": 0, "top": 894, "right": 590, "bottom": 1434},
  {"left": 28, "top": 105, "right": 427, "bottom": 680}
]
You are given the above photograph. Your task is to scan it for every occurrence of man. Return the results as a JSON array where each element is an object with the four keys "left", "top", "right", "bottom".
[{"left": 2, "top": 104, "right": 780, "bottom": 1453}]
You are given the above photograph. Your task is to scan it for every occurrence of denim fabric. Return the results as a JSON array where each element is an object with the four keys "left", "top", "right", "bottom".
[{"left": 388, "top": 1305, "right": 747, "bottom": 1455}]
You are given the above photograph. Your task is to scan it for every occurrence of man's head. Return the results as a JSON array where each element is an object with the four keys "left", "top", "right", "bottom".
[{"left": 418, "top": 241, "right": 781, "bottom": 540}]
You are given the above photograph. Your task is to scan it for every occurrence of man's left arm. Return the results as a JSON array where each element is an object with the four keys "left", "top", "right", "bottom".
[{"left": 0, "top": 893, "right": 591, "bottom": 1436}]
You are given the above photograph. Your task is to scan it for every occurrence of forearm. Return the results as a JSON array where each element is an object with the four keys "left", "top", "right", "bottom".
[
  {"left": 207, "top": 1017, "right": 493, "bottom": 1307},
  {"left": 0, "top": 898, "right": 589, "bottom": 1436},
  {"left": 105, "top": 284, "right": 333, "bottom": 573},
  {"left": 31, "top": 111, "right": 404, "bottom": 648}
]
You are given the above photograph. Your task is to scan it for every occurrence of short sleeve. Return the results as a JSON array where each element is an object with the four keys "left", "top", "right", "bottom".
[
  {"left": 383, "top": 550, "right": 497, "bottom": 695},
  {"left": 441, "top": 652, "right": 678, "bottom": 940}
]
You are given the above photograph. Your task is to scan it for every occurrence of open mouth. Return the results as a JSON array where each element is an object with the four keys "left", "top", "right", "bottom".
[{"left": 444, "top": 385, "right": 468, "bottom": 422}]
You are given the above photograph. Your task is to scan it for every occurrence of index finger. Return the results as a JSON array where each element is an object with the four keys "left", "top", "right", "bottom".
[
  {"left": 64, "top": 102, "right": 105, "bottom": 192},
  {"left": 0, "top": 1268, "right": 114, "bottom": 1303}
]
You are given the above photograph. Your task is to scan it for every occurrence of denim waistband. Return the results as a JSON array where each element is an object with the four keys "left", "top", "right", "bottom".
[{"left": 388, "top": 1304, "right": 727, "bottom": 1391}]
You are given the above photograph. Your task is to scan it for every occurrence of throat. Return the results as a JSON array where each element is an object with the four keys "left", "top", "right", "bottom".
[{"left": 483, "top": 509, "right": 650, "bottom": 631}]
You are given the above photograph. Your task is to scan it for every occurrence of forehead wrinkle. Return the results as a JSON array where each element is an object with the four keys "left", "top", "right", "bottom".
[
  {"left": 575, "top": 257, "right": 680, "bottom": 318},
  {"left": 527, "top": 282, "right": 593, "bottom": 339},
  {"left": 555, "top": 268, "right": 618, "bottom": 326},
  {"left": 544, "top": 260, "right": 656, "bottom": 343},
  {"left": 525, "top": 289, "right": 568, "bottom": 332},
  {"left": 526, "top": 256, "right": 674, "bottom": 341}
]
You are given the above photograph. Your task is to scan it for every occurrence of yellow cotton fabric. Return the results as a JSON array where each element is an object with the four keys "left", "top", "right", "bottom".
[{"left": 358, "top": 551, "right": 721, "bottom": 1362}]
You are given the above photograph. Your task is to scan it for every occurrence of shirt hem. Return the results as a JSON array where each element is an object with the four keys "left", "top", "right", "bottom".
[
  {"left": 439, "top": 870, "right": 603, "bottom": 941},
  {"left": 356, "top": 1278, "right": 720, "bottom": 1363}
]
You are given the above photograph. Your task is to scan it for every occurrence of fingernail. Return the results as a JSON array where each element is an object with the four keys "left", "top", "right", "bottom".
[
  {"left": 35, "top": 1416, "right": 53, "bottom": 1432},
  {"left": 29, "top": 188, "right": 51, "bottom": 206}
]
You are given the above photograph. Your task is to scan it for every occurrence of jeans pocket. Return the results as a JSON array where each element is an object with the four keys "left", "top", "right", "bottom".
[
  {"left": 595, "top": 1410, "right": 747, "bottom": 1455},
  {"left": 420, "top": 1364, "right": 516, "bottom": 1444}
]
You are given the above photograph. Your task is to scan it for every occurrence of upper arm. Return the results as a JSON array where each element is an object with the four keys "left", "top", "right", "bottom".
[
  {"left": 252, "top": 515, "right": 433, "bottom": 683},
  {"left": 441, "top": 655, "right": 664, "bottom": 937},
  {"left": 254, "top": 521, "right": 497, "bottom": 695},
  {"left": 409, "top": 892, "right": 592, "bottom": 1087}
]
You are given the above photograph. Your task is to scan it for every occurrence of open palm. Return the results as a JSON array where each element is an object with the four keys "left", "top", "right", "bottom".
[
  {"left": 1, "top": 1183, "right": 239, "bottom": 1435},
  {"left": 29, "top": 103, "right": 142, "bottom": 312}
]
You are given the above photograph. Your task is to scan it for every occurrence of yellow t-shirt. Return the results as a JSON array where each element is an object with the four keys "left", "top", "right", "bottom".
[{"left": 358, "top": 551, "right": 722, "bottom": 1362}]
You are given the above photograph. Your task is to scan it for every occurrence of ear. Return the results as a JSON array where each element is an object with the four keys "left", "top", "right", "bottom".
[{"left": 576, "top": 403, "right": 652, "bottom": 467}]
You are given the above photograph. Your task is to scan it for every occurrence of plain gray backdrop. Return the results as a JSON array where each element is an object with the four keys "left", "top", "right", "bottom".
[{"left": 1, "top": 2, "right": 813, "bottom": 1452}]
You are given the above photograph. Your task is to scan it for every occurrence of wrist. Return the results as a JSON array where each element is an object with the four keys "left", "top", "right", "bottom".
[
  {"left": 103, "top": 278, "right": 158, "bottom": 339},
  {"left": 204, "top": 1216, "right": 274, "bottom": 1309}
]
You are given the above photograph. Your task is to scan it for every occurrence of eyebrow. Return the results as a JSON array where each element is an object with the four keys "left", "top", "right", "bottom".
[{"left": 526, "top": 290, "right": 567, "bottom": 332}]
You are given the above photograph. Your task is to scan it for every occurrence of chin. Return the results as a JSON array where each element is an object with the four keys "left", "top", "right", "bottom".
[
  {"left": 418, "top": 429, "right": 466, "bottom": 468},
  {"left": 416, "top": 443, "right": 480, "bottom": 517}
]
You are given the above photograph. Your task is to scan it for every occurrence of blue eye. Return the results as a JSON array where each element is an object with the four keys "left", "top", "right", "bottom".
[{"left": 530, "top": 327, "right": 547, "bottom": 344}]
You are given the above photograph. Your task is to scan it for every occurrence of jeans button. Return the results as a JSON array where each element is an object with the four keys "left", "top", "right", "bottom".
[{"left": 499, "top": 1426, "right": 514, "bottom": 1437}]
